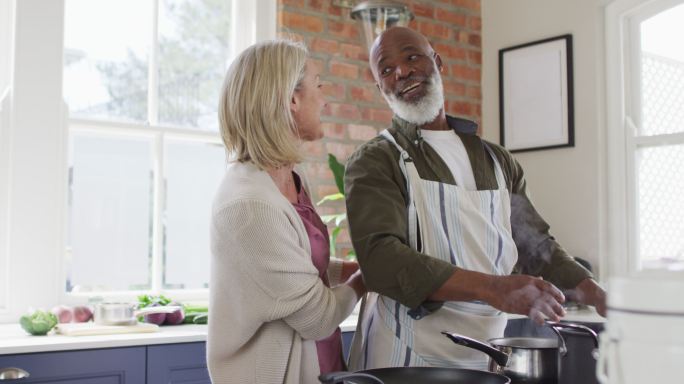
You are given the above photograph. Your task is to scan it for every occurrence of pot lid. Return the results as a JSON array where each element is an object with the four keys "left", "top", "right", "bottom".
[{"left": 608, "top": 276, "right": 684, "bottom": 315}]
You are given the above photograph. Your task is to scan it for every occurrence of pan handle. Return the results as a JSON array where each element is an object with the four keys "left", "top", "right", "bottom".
[
  {"left": 318, "top": 371, "right": 385, "bottom": 384},
  {"left": 441, "top": 331, "right": 509, "bottom": 367}
]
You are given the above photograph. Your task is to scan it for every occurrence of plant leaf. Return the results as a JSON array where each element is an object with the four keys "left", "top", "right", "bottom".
[
  {"left": 320, "top": 213, "right": 345, "bottom": 224},
  {"left": 330, "top": 227, "right": 342, "bottom": 257},
  {"left": 317, "top": 192, "right": 344, "bottom": 205},
  {"left": 334, "top": 212, "right": 347, "bottom": 226},
  {"left": 328, "top": 153, "right": 346, "bottom": 195}
]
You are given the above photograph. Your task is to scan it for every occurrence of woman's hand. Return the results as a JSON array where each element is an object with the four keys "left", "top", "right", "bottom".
[
  {"left": 345, "top": 269, "right": 366, "bottom": 299},
  {"left": 340, "top": 260, "right": 360, "bottom": 281}
]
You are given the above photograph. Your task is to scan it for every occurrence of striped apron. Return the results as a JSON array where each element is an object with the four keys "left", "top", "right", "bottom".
[{"left": 349, "top": 129, "right": 519, "bottom": 371}]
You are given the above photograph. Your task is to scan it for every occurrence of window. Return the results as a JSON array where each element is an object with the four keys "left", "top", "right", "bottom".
[
  {"left": 606, "top": 0, "right": 684, "bottom": 275},
  {"left": 62, "top": 0, "right": 262, "bottom": 296},
  {"left": 0, "top": 0, "right": 14, "bottom": 313},
  {"left": 0, "top": 0, "right": 273, "bottom": 323}
]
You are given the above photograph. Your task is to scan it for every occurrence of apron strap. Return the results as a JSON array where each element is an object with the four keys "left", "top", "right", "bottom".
[
  {"left": 379, "top": 129, "right": 420, "bottom": 251},
  {"left": 483, "top": 144, "right": 507, "bottom": 190}
]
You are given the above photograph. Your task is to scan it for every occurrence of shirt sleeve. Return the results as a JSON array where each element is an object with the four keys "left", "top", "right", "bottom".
[
  {"left": 488, "top": 142, "right": 593, "bottom": 289},
  {"left": 344, "top": 140, "right": 456, "bottom": 309}
]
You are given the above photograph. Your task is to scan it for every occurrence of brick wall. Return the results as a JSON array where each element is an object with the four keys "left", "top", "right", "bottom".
[{"left": 277, "top": 0, "right": 482, "bottom": 257}]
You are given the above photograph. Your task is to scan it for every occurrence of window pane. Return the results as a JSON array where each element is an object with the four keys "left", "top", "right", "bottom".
[
  {"left": 67, "top": 133, "right": 154, "bottom": 291},
  {"left": 157, "top": 0, "right": 231, "bottom": 131},
  {"left": 637, "top": 144, "right": 684, "bottom": 271},
  {"left": 63, "top": 0, "right": 152, "bottom": 123},
  {"left": 163, "top": 139, "right": 225, "bottom": 289},
  {"left": 0, "top": 0, "right": 12, "bottom": 93},
  {"left": 640, "top": 4, "right": 684, "bottom": 136}
]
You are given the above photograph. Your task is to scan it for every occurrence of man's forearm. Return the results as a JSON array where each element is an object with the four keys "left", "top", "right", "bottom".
[
  {"left": 428, "top": 269, "right": 568, "bottom": 324},
  {"left": 427, "top": 268, "right": 493, "bottom": 302}
]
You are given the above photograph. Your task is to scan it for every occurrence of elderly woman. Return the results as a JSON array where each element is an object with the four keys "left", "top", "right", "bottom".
[{"left": 208, "top": 40, "right": 365, "bottom": 384}]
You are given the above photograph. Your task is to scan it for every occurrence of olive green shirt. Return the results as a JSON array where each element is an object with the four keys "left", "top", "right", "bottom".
[{"left": 344, "top": 115, "right": 592, "bottom": 310}]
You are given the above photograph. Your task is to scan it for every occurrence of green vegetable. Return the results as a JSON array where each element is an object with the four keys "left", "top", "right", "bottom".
[
  {"left": 183, "top": 304, "right": 208, "bottom": 313},
  {"left": 183, "top": 312, "right": 202, "bottom": 324},
  {"left": 20, "top": 310, "right": 58, "bottom": 336},
  {"left": 137, "top": 294, "right": 171, "bottom": 308},
  {"left": 192, "top": 313, "right": 208, "bottom": 324}
]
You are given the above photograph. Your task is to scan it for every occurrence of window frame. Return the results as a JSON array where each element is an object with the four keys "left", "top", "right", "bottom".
[
  {"left": 605, "top": 0, "right": 684, "bottom": 278},
  {"left": 0, "top": 0, "right": 275, "bottom": 322}
]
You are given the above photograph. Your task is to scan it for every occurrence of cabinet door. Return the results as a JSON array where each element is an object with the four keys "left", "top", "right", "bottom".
[
  {"left": 146, "top": 342, "right": 210, "bottom": 384},
  {"left": 0, "top": 346, "right": 146, "bottom": 383}
]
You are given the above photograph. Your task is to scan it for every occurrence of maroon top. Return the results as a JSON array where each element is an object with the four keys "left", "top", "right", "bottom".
[{"left": 292, "top": 172, "right": 344, "bottom": 374}]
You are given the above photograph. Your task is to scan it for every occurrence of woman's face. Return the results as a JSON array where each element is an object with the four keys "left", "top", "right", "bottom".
[{"left": 292, "top": 62, "right": 327, "bottom": 142}]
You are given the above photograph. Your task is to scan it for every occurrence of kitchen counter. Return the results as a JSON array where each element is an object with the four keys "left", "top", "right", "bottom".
[
  {"left": 0, "top": 323, "right": 208, "bottom": 355},
  {"left": 0, "top": 308, "right": 600, "bottom": 356},
  {"left": 508, "top": 306, "right": 605, "bottom": 324},
  {"left": 0, "top": 315, "right": 361, "bottom": 356}
]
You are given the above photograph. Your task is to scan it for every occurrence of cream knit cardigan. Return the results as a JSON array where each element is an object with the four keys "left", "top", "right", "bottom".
[{"left": 207, "top": 161, "right": 358, "bottom": 384}]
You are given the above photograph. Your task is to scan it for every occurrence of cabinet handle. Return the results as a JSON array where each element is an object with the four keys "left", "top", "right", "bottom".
[{"left": 0, "top": 367, "right": 30, "bottom": 380}]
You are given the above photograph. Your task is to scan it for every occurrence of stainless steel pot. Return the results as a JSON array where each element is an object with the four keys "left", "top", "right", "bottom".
[
  {"left": 93, "top": 303, "right": 181, "bottom": 325},
  {"left": 443, "top": 322, "right": 598, "bottom": 384}
]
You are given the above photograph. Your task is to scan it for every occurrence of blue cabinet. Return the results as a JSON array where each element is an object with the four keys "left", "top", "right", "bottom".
[
  {"left": 147, "top": 342, "right": 210, "bottom": 384},
  {"left": 0, "top": 343, "right": 209, "bottom": 383},
  {"left": 0, "top": 346, "right": 146, "bottom": 383}
]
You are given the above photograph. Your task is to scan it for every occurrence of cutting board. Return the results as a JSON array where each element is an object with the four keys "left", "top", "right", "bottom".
[{"left": 56, "top": 322, "right": 159, "bottom": 336}]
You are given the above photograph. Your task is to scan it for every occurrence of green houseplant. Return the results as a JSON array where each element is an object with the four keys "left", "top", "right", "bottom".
[{"left": 317, "top": 154, "right": 356, "bottom": 260}]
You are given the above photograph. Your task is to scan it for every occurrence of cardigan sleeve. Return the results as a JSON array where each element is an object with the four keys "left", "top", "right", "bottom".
[
  {"left": 327, "top": 257, "right": 344, "bottom": 287},
  {"left": 213, "top": 199, "right": 358, "bottom": 341}
]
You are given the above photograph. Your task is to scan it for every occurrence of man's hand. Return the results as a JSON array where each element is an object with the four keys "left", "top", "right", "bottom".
[
  {"left": 485, "top": 275, "right": 566, "bottom": 325},
  {"left": 566, "top": 278, "right": 607, "bottom": 317}
]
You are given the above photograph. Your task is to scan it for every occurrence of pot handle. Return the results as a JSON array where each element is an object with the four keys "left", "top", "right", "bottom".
[
  {"left": 318, "top": 371, "right": 385, "bottom": 384},
  {"left": 546, "top": 321, "right": 599, "bottom": 349},
  {"left": 441, "top": 331, "right": 509, "bottom": 367}
]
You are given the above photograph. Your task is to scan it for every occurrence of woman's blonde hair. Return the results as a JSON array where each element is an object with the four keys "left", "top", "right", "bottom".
[{"left": 218, "top": 40, "right": 308, "bottom": 169}]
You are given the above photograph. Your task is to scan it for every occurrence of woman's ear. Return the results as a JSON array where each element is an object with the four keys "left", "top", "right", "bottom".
[{"left": 290, "top": 92, "right": 300, "bottom": 114}]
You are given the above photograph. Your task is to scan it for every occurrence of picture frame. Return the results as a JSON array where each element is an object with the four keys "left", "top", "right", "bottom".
[{"left": 499, "top": 34, "right": 574, "bottom": 153}]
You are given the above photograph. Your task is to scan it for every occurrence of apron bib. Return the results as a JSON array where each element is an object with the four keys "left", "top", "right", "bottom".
[{"left": 350, "top": 130, "right": 518, "bottom": 371}]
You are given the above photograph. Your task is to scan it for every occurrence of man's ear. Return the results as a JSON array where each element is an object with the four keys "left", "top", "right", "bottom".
[{"left": 434, "top": 53, "right": 444, "bottom": 73}]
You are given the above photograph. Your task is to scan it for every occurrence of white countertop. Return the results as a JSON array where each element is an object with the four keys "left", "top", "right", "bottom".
[
  {"left": 0, "top": 309, "right": 600, "bottom": 356},
  {"left": 0, "top": 323, "right": 208, "bottom": 355},
  {"left": 0, "top": 315, "right": 360, "bottom": 356}
]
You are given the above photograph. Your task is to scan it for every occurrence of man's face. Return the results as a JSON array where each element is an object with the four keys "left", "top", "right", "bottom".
[
  {"left": 371, "top": 28, "right": 442, "bottom": 104},
  {"left": 370, "top": 28, "right": 445, "bottom": 125}
]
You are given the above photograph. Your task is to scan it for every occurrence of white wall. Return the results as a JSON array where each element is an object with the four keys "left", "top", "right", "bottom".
[{"left": 482, "top": 0, "right": 607, "bottom": 279}]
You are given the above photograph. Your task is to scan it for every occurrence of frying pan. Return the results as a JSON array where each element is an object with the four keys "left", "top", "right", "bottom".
[{"left": 319, "top": 367, "right": 510, "bottom": 384}]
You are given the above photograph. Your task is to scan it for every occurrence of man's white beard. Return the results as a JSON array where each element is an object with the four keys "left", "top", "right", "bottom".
[{"left": 383, "top": 72, "right": 445, "bottom": 126}]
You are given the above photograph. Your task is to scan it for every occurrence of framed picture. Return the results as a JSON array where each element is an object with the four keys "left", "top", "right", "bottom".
[{"left": 499, "top": 34, "right": 574, "bottom": 153}]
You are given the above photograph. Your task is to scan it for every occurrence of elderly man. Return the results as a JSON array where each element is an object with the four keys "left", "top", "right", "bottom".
[{"left": 344, "top": 27, "right": 606, "bottom": 370}]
